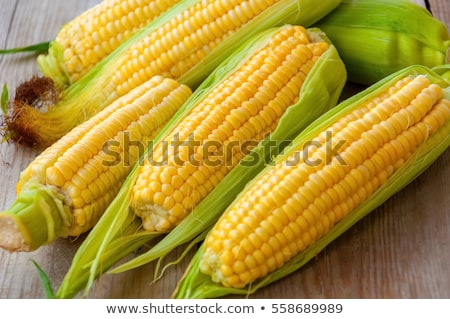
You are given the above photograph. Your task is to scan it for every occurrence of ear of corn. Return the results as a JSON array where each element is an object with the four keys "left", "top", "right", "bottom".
[
  {"left": 131, "top": 26, "right": 331, "bottom": 233},
  {"left": 3, "top": 0, "right": 341, "bottom": 147},
  {"left": 173, "top": 65, "right": 450, "bottom": 298},
  {"left": 0, "top": 76, "right": 191, "bottom": 252},
  {"left": 37, "top": 0, "right": 183, "bottom": 88},
  {"left": 54, "top": 25, "right": 346, "bottom": 299},
  {"left": 314, "top": 0, "right": 450, "bottom": 85}
]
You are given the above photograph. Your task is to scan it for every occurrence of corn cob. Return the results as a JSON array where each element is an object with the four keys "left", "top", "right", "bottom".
[
  {"left": 0, "top": 76, "right": 191, "bottom": 252},
  {"left": 37, "top": 0, "right": 182, "bottom": 88},
  {"left": 2, "top": 0, "right": 341, "bottom": 147},
  {"left": 54, "top": 25, "right": 347, "bottom": 298},
  {"left": 173, "top": 65, "right": 450, "bottom": 298},
  {"left": 314, "top": 0, "right": 450, "bottom": 85},
  {"left": 131, "top": 26, "right": 331, "bottom": 232},
  {"left": 0, "top": 0, "right": 181, "bottom": 86}
]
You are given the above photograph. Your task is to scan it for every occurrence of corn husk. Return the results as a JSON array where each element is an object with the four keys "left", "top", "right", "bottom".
[{"left": 314, "top": 0, "right": 450, "bottom": 85}]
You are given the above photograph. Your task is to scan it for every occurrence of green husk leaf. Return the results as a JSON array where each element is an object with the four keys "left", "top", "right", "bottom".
[
  {"left": 432, "top": 64, "right": 450, "bottom": 82},
  {"left": 37, "top": 42, "right": 70, "bottom": 89},
  {"left": 55, "top": 25, "right": 346, "bottom": 298},
  {"left": 31, "top": 260, "right": 55, "bottom": 299},
  {"left": 0, "top": 42, "right": 50, "bottom": 55},
  {"left": 1, "top": 84, "right": 8, "bottom": 115},
  {"left": 173, "top": 65, "right": 450, "bottom": 298},
  {"left": 153, "top": 230, "right": 207, "bottom": 282},
  {"left": 314, "top": 0, "right": 450, "bottom": 85}
]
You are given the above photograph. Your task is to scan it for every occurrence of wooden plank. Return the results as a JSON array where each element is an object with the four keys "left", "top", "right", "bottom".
[
  {"left": 0, "top": 0, "right": 449, "bottom": 299},
  {"left": 0, "top": 0, "right": 102, "bottom": 299},
  {"left": 429, "top": 0, "right": 450, "bottom": 23}
]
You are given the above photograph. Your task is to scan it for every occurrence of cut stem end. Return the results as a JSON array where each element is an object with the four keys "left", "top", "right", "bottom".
[{"left": 0, "top": 181, "right": 70, "bottom": 252}]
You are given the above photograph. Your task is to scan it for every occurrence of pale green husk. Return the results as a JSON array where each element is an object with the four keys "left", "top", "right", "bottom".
[
  {"left": 55, "top": 25, "right": 347, "bottom": 298},
  {"left": 173, "top": 65, "right": 450, "bottom": 298},
  {"left": 0, "top": 179, "right": 71, "bottom": 252},
  {"left": 314, "top": 0, "right": 450, "bottom": 85}
]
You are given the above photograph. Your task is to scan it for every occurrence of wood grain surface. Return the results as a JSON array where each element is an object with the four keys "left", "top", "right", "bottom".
[{"left": 0, "top": 0, "right": 449, "bottom": 299}]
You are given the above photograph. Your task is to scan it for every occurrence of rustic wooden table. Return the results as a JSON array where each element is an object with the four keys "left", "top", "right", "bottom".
[{"left": 0, "top": 0, "right": 449, "bottom": 299}]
